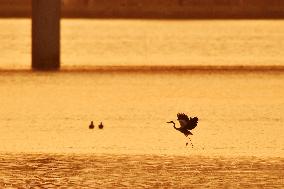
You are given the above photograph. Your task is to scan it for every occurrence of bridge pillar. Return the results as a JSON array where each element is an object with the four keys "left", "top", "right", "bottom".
[{"left": 32, "top": 0, "right": 60, "bottom": 70}]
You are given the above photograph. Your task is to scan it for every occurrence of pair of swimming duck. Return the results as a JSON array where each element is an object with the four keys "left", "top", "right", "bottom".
[{"left": 89, "top": 121, "right": 103, "bottom": 129}]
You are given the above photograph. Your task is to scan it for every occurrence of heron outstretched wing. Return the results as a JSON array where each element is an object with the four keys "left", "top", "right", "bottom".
[
  {"left": 177, "top": 113, "right": 198, "bottom": 130},
  {"left": 177, "top": 113, "right": 190, "bottom": 128},
  {"left": 187, "top": 117, "right": 198, "bottom": 130}
]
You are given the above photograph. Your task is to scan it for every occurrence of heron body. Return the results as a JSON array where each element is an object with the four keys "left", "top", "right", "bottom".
[{"left": 175, "top": 124, "right": 193, "bottom": 137}]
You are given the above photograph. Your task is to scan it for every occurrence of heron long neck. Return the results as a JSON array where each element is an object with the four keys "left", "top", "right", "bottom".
[{"left": 172, "top": 122, "right": 177, "bottom": 129}]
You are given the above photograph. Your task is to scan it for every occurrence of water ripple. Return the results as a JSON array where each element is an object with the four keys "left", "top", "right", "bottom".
[{"left": 0, "top": 153, "right": 283, "bottom": 188}]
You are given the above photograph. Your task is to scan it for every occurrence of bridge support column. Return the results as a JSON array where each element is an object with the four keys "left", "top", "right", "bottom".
[{"left": 32, "top": 0, "right": 60, "bottom": 70}]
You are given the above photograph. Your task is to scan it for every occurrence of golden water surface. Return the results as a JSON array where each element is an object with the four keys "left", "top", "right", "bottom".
[
  {"left": 0, "top": 19, "right": 283, "bottom": 188},
  {"left": 0, "top": 19, "right": 284, "bottom": 68}
]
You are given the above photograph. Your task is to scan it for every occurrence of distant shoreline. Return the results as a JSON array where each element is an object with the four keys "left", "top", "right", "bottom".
[
  {"left": 61, "top": 65, "right": 284, "bottom": 73},
  {"left": 1, "top": 12, "right": 284, "bottom": 19},
  {"left": 1, "top": 65, "right": 284, "bottom": 73}
]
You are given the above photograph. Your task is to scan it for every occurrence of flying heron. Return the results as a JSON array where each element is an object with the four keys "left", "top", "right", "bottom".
[{"left": 167, "top": 113, "right": 198, "bottom": 147}]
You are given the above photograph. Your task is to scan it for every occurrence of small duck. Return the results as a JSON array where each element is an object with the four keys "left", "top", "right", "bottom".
[
  {"left": 89, "top": 121, "right": 94, "bottom": 129},
  {"left": 98, "top": 122, "right": 104, "bottom": 129}
]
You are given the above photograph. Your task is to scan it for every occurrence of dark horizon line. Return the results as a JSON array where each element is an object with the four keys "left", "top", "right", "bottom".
[
  {"left": 1, "top": 65, "right": 284, "bottom": 73},
  {"left": 1, "top": 0, "right": 284, "bottom": 19},
  {"left": 1, "top": 16, "right": 284, "bottom": 20}
]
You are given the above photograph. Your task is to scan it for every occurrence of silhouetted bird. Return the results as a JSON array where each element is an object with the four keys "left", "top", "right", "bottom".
[
  {"left": 167, "top": 113, "right": 198, "bottom": 147},
  {"left": 98, "top": 122, "right": 104, "bottom": 129},
  {"left": 89, "top": 121, "right": 94, "bottom": 129}
]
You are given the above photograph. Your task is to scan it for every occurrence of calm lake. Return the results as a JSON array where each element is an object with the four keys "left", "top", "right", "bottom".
[{"left": 0, "top": 19, "right": 283, "bottom": 188}]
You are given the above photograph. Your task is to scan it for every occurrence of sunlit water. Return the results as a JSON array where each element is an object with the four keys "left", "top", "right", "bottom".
[
  {"left": 0, "top": 71, "right": 283, "bottom": 187},
  {"left": 0, "top": 19, "right": 284, "bottom": 68},
  {"left": 0, "top": 19, "right": 284, "bottom": 187},
  {"left": 0, "top": 153, "right": 283, "bottom": 188}
]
